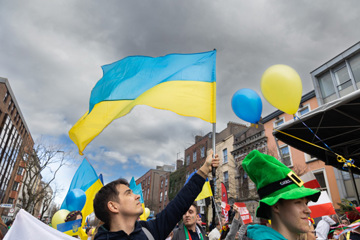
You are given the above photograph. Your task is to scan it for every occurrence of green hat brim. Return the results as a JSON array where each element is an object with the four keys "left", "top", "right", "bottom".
[{"left": 256, "top": 186, "right": 320, "bottom": 219}]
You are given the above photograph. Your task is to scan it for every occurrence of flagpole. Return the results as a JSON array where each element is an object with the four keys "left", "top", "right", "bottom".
[
  {"left": 211, "top": 195, "right": 222, "bottom": 229},
  {"left": 211, "top": 48, "right": 217, "bottom": 230},
  {"left": 211, "top": 122, "right": 217, "bottom": 230}
]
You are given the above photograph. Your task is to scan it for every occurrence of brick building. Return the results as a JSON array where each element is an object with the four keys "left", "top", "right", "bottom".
[
  {"left": 0, "top": 77, "right": 34, "bottom": 222},
  {"left": 184, "top": 133, "right": 212, "bottom": 180},
  {"left": 136, "top": 165, "right": 174, "bottom": 215}
]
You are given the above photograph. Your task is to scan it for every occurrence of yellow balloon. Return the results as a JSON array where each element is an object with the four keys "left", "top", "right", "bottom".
[
  {"left": 51, "top": 209, "right": 70, "bottom": 229},
  {"left": 139, "top": 204, "right": 147, "bottom": 220},
  {"left": 261, "top": 64, "right": 302, "bottom": 115},
  {"left": 144, "top": 208, "right": 150, "bottom": 218}
]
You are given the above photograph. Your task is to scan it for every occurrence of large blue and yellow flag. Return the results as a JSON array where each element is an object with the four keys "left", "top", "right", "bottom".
[
  {"left": 60, "top": 159, "right": 103, "bottom": 228},
  {"left": 69, "top": 50, "right": 216, "bottom": 154},
  {"left": 185, "top": 171, "right": 213, "bottom": 201}
]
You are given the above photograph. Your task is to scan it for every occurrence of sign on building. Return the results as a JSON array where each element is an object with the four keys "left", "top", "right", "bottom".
[{"left": 0, "top": 204, "right": 13, "bottom": 208}]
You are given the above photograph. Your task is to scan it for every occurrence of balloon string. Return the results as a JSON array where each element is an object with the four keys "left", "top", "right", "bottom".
[
  {"left": 294, "top": 114, "right": 334, "bottom": 152},
  {"left": 274, "top": 129, "right": 360, "bottom": 170}
]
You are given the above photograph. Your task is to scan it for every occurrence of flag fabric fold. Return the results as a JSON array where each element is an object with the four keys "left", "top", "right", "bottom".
[
  {"left": 60, "top": 159, "right": 103, "bottom": 227},
  {"left": 308, "top": 191, "right": 336, "bottom": 218},
  {"left": 300, "top": 171, "right": 321, "bottom": 189},
  {"left": 57, "top": 219, "right": 83, "bottom": 237},
  {"left": 185, "top": 171, "right": 213, "bottom": 201},
  {"left": 4, "top": 209, "right": 75, "bottom": 240},
  {"left": 69, "top": 50, "right": 217, "bottom": 154}
]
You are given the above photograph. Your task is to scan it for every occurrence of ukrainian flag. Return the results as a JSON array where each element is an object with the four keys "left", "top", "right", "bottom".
[
  {"left": 129, "top": 177, "right": 147, "bottom": 220},
  {"left": 57, "top": 219, "right": 86, "bottom": 238},
  {"left": 185, "top": 171, "right": 213, "bottom": 201},
  {"left": 69, "top": 50, "right": 216, "bottom": 154},
  {"left": 60, "top": 159, "right": 103, "bottom": 229}
]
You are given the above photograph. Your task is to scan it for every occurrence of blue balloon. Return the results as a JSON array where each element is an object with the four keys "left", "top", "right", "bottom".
[
  {"left": 66, "top": 189, "right": 86, "bottom": 212},
  {"left": 231, "top": 88, "right": 262, "bottom": 124}
]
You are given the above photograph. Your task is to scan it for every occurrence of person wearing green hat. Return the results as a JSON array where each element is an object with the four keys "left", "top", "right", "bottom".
[{"left": 241, "top": 150, "right": 321, "bottom": 240}]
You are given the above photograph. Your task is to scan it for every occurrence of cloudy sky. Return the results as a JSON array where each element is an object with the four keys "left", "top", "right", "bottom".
[{"left": 1, "top": 0, "right": 359, "bottom": 204}]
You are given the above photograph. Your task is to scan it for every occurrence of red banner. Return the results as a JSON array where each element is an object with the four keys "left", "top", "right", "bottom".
[
  {"left": 221, "top": 182, "right": 228, "bottom": 203},
  {"left": 221, "top": 183, "right": 229, "bottom": 222},
  {"left": 234, "top": 202, "right": 252, "bottom": 224}
]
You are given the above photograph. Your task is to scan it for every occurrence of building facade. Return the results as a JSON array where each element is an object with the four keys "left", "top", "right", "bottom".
[
  {"left": 310, "top": 41, "right": 360, "bottom": 203},
  {"left": 0, "top": 77, "right": 34, "bottom": 222},
  {"left": 231, "top": 124, "right": 267, "bottom": 221},
  {"left": 206, "top": 122, "right": 247, "bottom": 223},
  {"left": 136, "top": 166, "right": 173, "bottom": 215},
  {"left": 184, "top": 133, "right": 212, "bottom": 180}
]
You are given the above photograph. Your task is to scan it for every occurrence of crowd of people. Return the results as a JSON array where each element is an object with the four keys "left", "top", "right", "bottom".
[
  {"left": 2, "top": 150, "right": 360, "bottom": 240},
  {"left": 89, "top": 150, "right": 360, "bottom": 240}
]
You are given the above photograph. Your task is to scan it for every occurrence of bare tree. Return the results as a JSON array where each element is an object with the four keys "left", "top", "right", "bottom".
[
  {"left": 18, "top": 141, "right": 72, "bottom": 216},
  {"left": 292, "top": 164, "right": 308, "bottom": 177},
  {"left": 38, "top": 182, "right": 64, "bottom": 220}
]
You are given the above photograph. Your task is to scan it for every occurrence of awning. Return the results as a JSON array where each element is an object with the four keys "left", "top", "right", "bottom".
[{"left": 273, "top": 89, "right": 360, "bottom": 174}]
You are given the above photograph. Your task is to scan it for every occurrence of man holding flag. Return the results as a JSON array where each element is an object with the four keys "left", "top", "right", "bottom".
[{"left": 93, "top": 150, "right": 219, "bottom": 240}]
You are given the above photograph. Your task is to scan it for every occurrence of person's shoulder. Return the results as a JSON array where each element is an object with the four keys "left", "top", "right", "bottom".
[{"left": 247, "top": 224, "right": 286, "bottom": 240}]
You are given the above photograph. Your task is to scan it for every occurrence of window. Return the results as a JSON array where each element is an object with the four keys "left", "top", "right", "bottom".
[
  {"left": 161, "top": 180, "right": 163, "bottom": 189},
  {"left": 201, "top": 146, "right": 205, "bottom": 158},
  {"left": 305, "top": 153, "right": 317, "bottom": 162},
  {"left": 148, "top": 176, "right": 150, "bottom": 184},
  {"left": 349, "top": 54, "right": 360, "bottom": 83},
  {"left": 318, "top": 72, "right": 336, "bottom": 98},
  {"left": 186, "top": 172, "right": 190, "bottom": 180},
  {"left": 12, "top": 182, "right": 19, "bottom": 191},
  {"left": 160, "top": 192, "right": 163, "bottom": 202},
  {"left": 224, "top": 171, "right": 229, "bottom": 183},
  {"left": 147, "top": 189, "right": 150, "bottom": 200},
  {"left": 274, "top": 118, "right": 284, "bottom": 128},
  {"left": 223, "top": 148, "right": 228, "bottom": 163},
  {"left": 334, "top": 65, "right": 354, "bottom": 97},
  {"left": 164, "top": 191, "right": 167, "bottom": 202},
  {"left": 165, "top": 178, "right": 168, "bottom": 187},
  {"left": 279, "top": 145, "right": 292, "bottom": 166},
  {"left": 334, "top": 65, "right": 352, "bottom": 90},
  {"left": 313, "top": 171, "right": 328, "bottom": 193},
  {"left": 8, "top": 198, "right": 14, "bottom": 204},
  {"left": 3, "top": 91, "right": 8, "bottom": 103},
  {"left": 223, "top": 172, "right": 229, "bottom": 192},
  {"left": 298, "top": 105, "right": 310, "bottom": 116},
  {"left": 193, "top": 151, "right": 197, "bottom": 162},
  {"left": 186, "top": 155, "right": 190, "bottom": 166},
  {"left": 17, "top": 166, "right": 24, "bottom": 175}
]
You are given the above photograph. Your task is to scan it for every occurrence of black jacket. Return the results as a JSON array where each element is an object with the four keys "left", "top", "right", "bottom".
[
  {"left": 172, "top": 223, "right": 208, "bottom": 240},
  {"left": 95, "top": 173, "right": 205, "bottom": 240}
]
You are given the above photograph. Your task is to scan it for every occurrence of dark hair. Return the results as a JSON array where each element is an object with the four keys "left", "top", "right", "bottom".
[
  {"left": 93, "top": 178, "right": 129, "bottom": 225},
  {"left": 191, "top": 202, "right": 198, "bottom": 214},
  {"left": 65, "top": 211, "right": 82, "bottom": 222},
  {"left": 5, "top": 220, "right": 13, "bottom": 227}
]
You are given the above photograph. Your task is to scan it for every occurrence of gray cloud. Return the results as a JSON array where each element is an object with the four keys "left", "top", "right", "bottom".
[{"left": 1, "top": 0, "right": 360, "bottom": 186}]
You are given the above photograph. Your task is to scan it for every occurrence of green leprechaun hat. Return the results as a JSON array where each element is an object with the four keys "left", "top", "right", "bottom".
[{"left": 242, "top": 150, "right": 320, "bottom": 219}]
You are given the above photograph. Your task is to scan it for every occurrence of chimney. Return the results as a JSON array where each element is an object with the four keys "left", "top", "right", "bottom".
[{"left": 176, "top": 159, "right": 183, "bottom": 170}]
